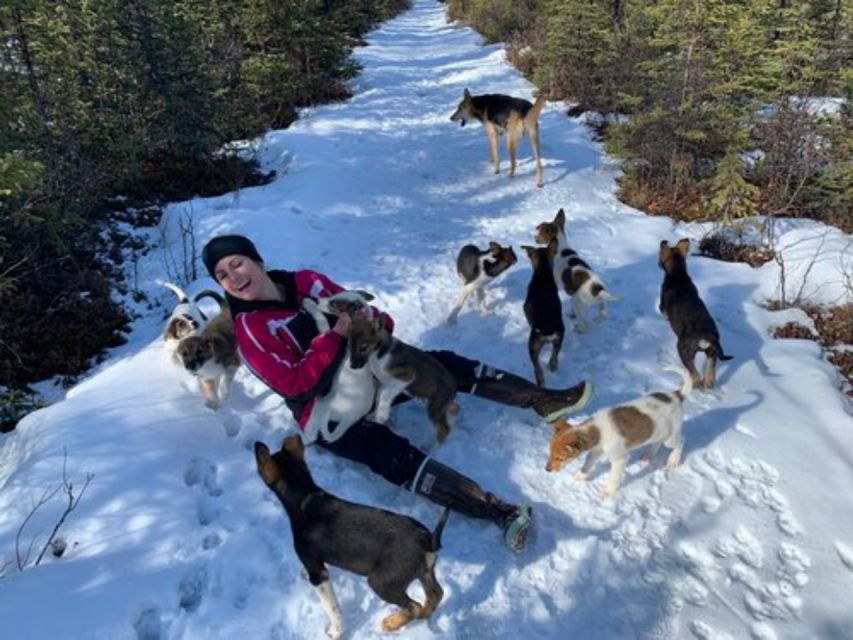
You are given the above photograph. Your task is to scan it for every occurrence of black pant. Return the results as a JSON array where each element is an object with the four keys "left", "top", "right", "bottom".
[{"left": 315, "top": 350, "right": 480, "bottom": 489}]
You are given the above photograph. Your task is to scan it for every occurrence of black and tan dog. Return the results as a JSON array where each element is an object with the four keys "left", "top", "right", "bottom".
[
  {"left": 659, "top": 239, "right": 733, "bottom": 388},
  {"left": 255, "top": 436, "right": 449, "bottom": 638},
  {"left": 522, "top": 245, "right": 565, "bottom": 386},
  {"left": 450, "top": 89, "right": 546, "bottom": 188}
]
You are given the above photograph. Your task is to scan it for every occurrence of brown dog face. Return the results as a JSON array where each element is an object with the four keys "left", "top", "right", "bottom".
[
  {"left": 522, "top": 244, "right": 549, "bottom": 270},
  {"left": 545, "top": 420, "right": 598, "bottom": 472},
  {"left": 535, "top": 208, "right": 566, "bottom": 244},
  {"left": 489, "top": 241, "right": 518, "bottom": 267},
  {"left": 450, "top": 88, "right": 475, "bottom": 126},
  {"left": 176, "top": 335, "right": 213, "bottom": 373},
  {"left": 164, "top": 316, "right": 200, "bottom": 342},
  {"left": 348, "top": 314, "right": 385, "bottom": 369}
]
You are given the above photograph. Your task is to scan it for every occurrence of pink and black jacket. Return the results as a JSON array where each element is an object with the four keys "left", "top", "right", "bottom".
[{"left": 226, "top": 270, "right": 392, "bottom": 430}]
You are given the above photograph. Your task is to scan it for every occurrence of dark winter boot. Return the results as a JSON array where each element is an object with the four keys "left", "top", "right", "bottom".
[
  {"left": 411, "top": 459, "right": 532, "bottom": 552},
  {"left": 468, "top": 365, "right": 594, "bottom": 423}
]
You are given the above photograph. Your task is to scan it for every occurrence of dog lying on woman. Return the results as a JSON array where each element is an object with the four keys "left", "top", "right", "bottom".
[{"left": 348, "top": 313, "right": 459, "bottom": 444}]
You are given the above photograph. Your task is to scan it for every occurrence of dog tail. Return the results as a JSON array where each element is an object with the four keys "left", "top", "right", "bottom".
[
  {"left": 712, "top": 340, "right": 734, "bottom": 361},
  {"left": 194, "top": 289, "right": 225, "bottom": 312},
  {"left": 162, "top": 281, "right": 190, "bottom": 303},
  {"left": 528, "top": 93, "right": 547, "bottom": 121},
  {"left": 663, "top": 365, "right": 693, "bottom": 400},
  {"left": 592, "top": 287, "right": 621, "bottom": 303},
  {"left": 431, "top": 507, "right": 451, "bottom": 552}
]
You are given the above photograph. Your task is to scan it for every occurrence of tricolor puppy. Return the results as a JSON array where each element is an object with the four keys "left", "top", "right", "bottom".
[
  {"left": 348, "top": 313, "right": 459, "bottom": 444},
  {"left": 450, "top": 89, "right": 546, "bottom": 188},
  {"left": 522, "top": 245, "right": 565, "bottom": 387},
  {"left": 534, "top": 208, "right": 618, "bottom": 331},
  {"left": 300, "top": 290, "right": 380, "bottom": 444},
  {"left": 162, "top": 282, "right": 207, "bottom": 344},
  {"left": 545, "top": 367, "right": 693, "bottom": 499},
  {"left": 255, "top": 436, "right": 449, "bottom": 638},
  {"left": 447, "top": 242, "right": 517, "bottom": 324},
  {"left": 175, "top": 299, "right": 239, "bottom": 409},
  {"left": 659, "top": 239, "right": 733, "bottom": 388}
]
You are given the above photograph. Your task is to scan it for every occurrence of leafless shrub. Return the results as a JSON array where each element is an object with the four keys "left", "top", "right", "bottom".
[
  {"left": 14, "top": 449, "right": 93, "bottom": 571},
  {"left": 160, "top": 205, "right": 199, "bottom": 286}
]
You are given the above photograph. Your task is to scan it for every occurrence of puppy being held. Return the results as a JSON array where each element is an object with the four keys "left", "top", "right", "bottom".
[
  {"left": 447, "top": 241, "right": 517, "bottom": 324},
  {"left": 659, "top": 238, "right": 733, "bottom": 389},
  {"left": 545, "top": 367, "right": 693, "bottom": 499},
  {"left": 175, "top": 299, "right": 238, "bottom": 409},
  {"left": 300, "top": 290, "right": 381, "bottom": 444},
  {"left": 255, "top": 436, "right": 450, "bottom": 638},
  {"left": 522, "top": 245, "right": 565, "bottom": 387},
  {"left": 535, "top": 208, "right": 618, "bottom": 332},
  {"left": 450, "top": 89, "right": 546, "bottom": 188},
  {"left": 349, "top": 313, "right": 459, "bottom": 444}
]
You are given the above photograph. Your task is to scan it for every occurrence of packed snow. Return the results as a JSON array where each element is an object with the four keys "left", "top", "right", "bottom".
[{"left": 1, "top": 2, "right": 851, "bottom": 639}]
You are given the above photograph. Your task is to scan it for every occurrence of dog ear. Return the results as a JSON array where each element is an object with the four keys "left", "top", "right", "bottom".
[
  {"left": 551, "top": 418, "right": 572, "bottom": 431},
  {"left": 282, "top": 435, "right": 305, "bottom": 462},
  {"left": 355, "top": 289, "right": 375, "bottom": 302},
  {"left": 676, "top": 238, "right": 690, "bottom": 258},
  {"left": 464, "top": 88, "right": 471, "bottom": 99},
  {"left": 555, "top": 208, "right": 566, "bottom": 228},
  {"left": 521, "top": 244, "right": 537, "bottom": 256},
  {"left": 254, "top": 442, "right": 280, "bottom": 486},
  {"left": 659, "top": 240, "right": 672, "bottom": 261},
  {"left": 489, "top": 241, "right": 502, "bottom": 255}
]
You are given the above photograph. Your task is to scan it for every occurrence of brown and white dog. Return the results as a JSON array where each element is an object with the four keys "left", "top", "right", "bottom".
[
  {"left": 545, "top": 367, "right": 692, "bottom": 498},
  {"left": 162, "top": 283, "right": 207, "bottom": 345},
  {"left": 348, "top": 313, "right": 459, "bottom": 444},
  {"left": 535, "top": 209, "right": 618, "bottom": 331},
  {"left": 175, "top": 300, "right": 239, "bottom": 409},
  {"left": 450, "top": 89, "right": 546, "bottom": 188}
]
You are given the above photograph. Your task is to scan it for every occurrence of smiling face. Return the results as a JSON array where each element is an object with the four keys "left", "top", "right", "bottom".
[{"left": 214, "top": 254, "right": 277, "bottom": 301}]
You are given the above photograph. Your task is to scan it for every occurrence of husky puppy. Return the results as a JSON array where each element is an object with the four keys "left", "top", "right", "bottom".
[
  {"left": 534, "top": 208, "right": 618, "bottom": 331},
  {"left": 546, "top": 367, "right": 693, "bottom": 499},
  {"left": 175, "top": 301, "right": 238, "bottom": 409},
  {"left": 522, "top": 245, "right": 565, "bottom": 387},
  {"left": 162, "top": 282, "right": 206, "bottom": 344},
  {"left": 300, "top": 291, "right": 380, "bottom": 444},
  {"left": 348, "top": 314, "right": 459, "bottom": 444},
  {"left": 447, "top": 242, "right": 517, "bottom": 324}
]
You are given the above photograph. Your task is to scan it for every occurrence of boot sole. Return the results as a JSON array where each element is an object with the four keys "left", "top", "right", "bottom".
[{"left": 540, "top": 381, "right": 594, "bottom": 423}]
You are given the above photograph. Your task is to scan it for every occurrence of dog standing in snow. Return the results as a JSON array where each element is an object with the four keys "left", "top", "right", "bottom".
[
  {"left": 447, "top": 242, "right": 517, "bottom": 324},
  {"left": 535, "top": 208, "right": 618, "bottom": 331},
  {"left": 545, "top": 367, "right": 692, "bottom": 499}
]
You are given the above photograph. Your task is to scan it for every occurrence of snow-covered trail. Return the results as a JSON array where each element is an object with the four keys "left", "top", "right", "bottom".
[{"left": 1, "top": 2, "right": 851, "bottom": 639}]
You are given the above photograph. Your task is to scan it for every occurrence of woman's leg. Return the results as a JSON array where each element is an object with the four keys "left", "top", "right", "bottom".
[
  {"left": 428, "top": 350, "right": 593, "bottom": 422},
  {"left": 316, "top": 420, "right": 531, "bottom": 551}
]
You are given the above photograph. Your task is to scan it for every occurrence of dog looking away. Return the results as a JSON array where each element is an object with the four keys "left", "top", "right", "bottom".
[
  {"left": 450, "top": 89, "right": 546, "bottom": 188},
  {"left": 545, "top": 367, "right": 693, "bottom": 498},
  {"left": 447, "top": 242, "right": 517, "bottom": 324},
  {"left": 175, "top": 300, "right": 239, "bottom": 409},
  {"left": 348, "top": 313, "right": 459, "bottom": 444},
  {"left": 255, "top": 436, "right": 449, "bottom": 638},
  {"left": 659, "top": 239, "right": 733, "bottom": 389},
  {"left": 535, "top": 208, "right": 617, "bottom": 331},
  {"left": 522, "top": 245, "right": 565, "bottom": 387}
]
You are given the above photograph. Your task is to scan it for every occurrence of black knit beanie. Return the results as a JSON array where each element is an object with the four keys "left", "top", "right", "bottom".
[{"left": 202, "top": 234, "right": 264, "bottom": 279}]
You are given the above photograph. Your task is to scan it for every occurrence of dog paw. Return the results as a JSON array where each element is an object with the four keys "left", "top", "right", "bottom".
[
  {"left": 600, "top": 487, "right": 617, "bottom": 500},
  {"left": 381, "top": 611, "right": 411, "bottom": 633},
  {"left": 573, "top": 471, "right": 588, "bottom": 483},
  {"left": 325, "top": 623, "right": 344, "bottom": 640},
  {"left": 547, "top": 360, "right": 559, "bottom": 373}
]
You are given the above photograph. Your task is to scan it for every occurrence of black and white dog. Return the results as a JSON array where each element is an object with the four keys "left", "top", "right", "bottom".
[
  {"left": 447, "top": 242, "right": 517, "bottom": 324},
  {"left": 522, "top": 245, "right": 565, "bottom": 386}
]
